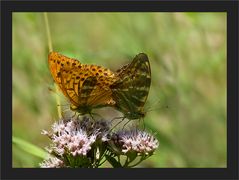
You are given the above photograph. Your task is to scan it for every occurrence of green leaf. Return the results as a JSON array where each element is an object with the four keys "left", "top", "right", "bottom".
[
  {"left": 12, "top": 136, "right": 47, "bottom": 159},
  {"left": 127, "top": 152, "right": 137, "bottom": 162},
  {"left": 105, "top": 155, "right": 122, "bottom": 168}
]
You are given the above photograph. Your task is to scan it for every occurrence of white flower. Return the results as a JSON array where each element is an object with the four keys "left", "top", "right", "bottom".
[
  {"left": 42, "top": 118, "right": 110, "bottom": 157},
  {"left": 115, "top": 129, "right": 159, "bottom": 155},
  {"left": 39, "top": 157, "right": 64, "bottom": 168}
]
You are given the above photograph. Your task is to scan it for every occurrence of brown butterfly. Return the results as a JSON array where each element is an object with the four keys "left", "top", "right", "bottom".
[
  {"left": 48, "top": 52, "right": 116, "bottom": 115},
  {"left": 110, "top": 53, "right": 151, "bottom": 120}
]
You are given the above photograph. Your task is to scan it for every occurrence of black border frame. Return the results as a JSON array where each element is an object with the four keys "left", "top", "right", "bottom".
[{"left": 1, "top": 0, "right": 238, "bottom": 179}]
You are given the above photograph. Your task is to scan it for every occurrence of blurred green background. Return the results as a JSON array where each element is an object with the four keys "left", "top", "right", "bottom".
[{"left": 12, "top": 12, "right": 226, "bottom": 168}]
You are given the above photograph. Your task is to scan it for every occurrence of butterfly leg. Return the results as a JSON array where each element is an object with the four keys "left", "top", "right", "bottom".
[
  {"left": 91, "top": 112, "right": 103, "bottom": 120},
  {"left": 89, "top": 113, "right": 96, "bottom": 121},
  {"left": 55, "top": 104, "right": 67, "bottom": 119},
  {"left": 140, "top": 118, "right": 146, "bottom": 131},
  {"left": 60, "top": 110, "right": 65, "bottom": 120},
  {"left": 122, "top": 119, "right": 131, "bottom": 130},
  {"left": 76, "top": 113, "right": 82, "bottom": 121},
  {"left": 71, "top": 111, "right": 77, "bottom": 119},
  {"left": 109, "top": 117, "right": 125, "bottom": 132},
  {"left": 110, "top": 116, "right": 124, "bottom": 124}
]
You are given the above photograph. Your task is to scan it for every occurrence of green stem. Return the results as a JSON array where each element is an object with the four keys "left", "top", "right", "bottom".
[
  {"left": 98, "top": 157, "right": 107, "bottom": 166},
  {"left": 43, "top": 12, "right": 62, "bottom": 119},
  {"left": 128, "top": 155, "right": 149, "bottom": 168},
  {"left": 43, "top": 12, "right": 53, "bottom": 52}
]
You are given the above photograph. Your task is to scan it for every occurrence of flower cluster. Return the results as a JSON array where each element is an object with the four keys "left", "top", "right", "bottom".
[
  {"left": 40, "top": 117, "right": 159, "bottom": 168},
  {"left": 113, "top": 129, "right": 159, "bottom": 155},
  {"left": 40, "top": 156, "right": 65, "bottom": 168},
  {"left": 41, "top": 117, "right": 110, "bottom": 157}
]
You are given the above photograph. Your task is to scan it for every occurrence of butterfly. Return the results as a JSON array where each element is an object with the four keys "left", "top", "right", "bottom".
[
  {"left": 48, "top": 52, "right": 117, "bottom": 115},
  {"left": 110, "top": 53, "right": 151, "bottom": 120}
]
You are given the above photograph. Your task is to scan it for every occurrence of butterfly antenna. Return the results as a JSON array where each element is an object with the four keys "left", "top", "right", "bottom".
[
  {"left": 146, "top": 104, "right": 170, "bottom": 113},
  {"left": 151, "top": 99, "right": 161, "bottom": 107}
]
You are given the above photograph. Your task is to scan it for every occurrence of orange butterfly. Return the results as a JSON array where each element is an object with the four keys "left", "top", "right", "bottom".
[{"left": 48, "top": 52, "right": 116, "bottom": 115}]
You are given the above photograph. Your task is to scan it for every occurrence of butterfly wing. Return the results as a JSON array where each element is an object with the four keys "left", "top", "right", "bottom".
[
  {"left": 48, "top": 52, "right": 83, "bottom": 95},
  {"left": 111, "top": 53, "right": 151, "bottom": 118},
  {"left": 80, "top": 64, "right": 117, "bottom": 107},
  {"left": 48, "top": 51, "right": 116, "bottom": 112},
  {"left": 115, "top": 63, "right": 129, "bottom": 76},
  {"left": 59, "top": 67, "right": 95, "bottom": 107}
]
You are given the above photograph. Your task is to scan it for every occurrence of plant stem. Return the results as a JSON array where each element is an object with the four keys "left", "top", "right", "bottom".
[
  {"left": 44, "top": 13, "right": 53, "bottom": 52},
  {"left": 128, "top": 155, "right": 148, "bottom": 168},
  {"left": 43, "top": 12, "right": 62, "bottom": 119}
]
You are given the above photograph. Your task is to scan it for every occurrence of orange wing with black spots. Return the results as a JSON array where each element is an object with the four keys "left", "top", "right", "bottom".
[{"left": 48, "top": 51, "right": 117, "bottom": 115}]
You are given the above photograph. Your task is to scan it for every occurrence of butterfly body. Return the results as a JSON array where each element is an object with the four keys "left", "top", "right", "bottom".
[
  {"left": 48, "top": 52, "right": 116, "bottom": 115},
  {"left": 110, "top": 53, "right": 151, "bottom": 120}
]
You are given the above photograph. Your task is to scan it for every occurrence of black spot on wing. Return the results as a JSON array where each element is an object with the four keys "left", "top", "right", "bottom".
[{"left": 80, "top": 76, "right": 97, "bottom": 104}]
